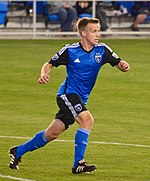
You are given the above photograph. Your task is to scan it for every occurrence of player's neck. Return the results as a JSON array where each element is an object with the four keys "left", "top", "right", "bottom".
[{"left": 80, "top": 40, "right": 94, "bottom": 52}]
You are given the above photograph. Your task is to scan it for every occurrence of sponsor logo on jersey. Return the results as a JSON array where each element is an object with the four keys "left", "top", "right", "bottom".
[
  {"left": 95, "top": 53, "right": 102, "bottom": 63},
  {"left": 74, "top": 58, "right": 80, "bottom": 63}
]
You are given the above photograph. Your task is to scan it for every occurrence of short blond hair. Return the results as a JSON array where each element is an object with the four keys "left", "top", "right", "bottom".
[{"left": 76, "top": 17, "right": 100, "bottom": 32}]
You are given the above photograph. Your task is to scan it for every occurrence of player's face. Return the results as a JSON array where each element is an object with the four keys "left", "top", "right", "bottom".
[{"left": 84, "top": 23, "right": 100, "bottom": 45}]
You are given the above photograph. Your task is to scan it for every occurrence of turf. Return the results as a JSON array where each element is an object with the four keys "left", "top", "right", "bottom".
[{"left": 0, "top": 39, "right": 150, "bottom": 181}]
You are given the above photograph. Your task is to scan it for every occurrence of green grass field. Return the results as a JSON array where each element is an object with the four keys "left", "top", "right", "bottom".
[{"left": 0, "top": 39, "right": 150, "bottom": 181}]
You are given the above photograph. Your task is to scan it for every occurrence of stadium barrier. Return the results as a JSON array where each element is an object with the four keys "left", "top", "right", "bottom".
[{"left": 0, "top": 0, "right": 150, "bottom": 39}]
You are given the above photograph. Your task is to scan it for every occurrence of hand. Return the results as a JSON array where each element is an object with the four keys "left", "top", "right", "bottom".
[
  {"left": 38, "top": 74, "right": 50, "bottom": 84},
  {"left": 118, "top": 60, "right": 130, "bottom": 72}
]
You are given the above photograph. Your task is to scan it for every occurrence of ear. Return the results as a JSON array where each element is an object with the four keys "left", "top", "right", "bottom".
[{"left": 81, "top": 30, "right": 86, "bottom": 37}]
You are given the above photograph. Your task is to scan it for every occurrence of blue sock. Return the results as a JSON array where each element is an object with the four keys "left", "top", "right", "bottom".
[
  {"left": 16, "top": 130, "right": 48, "bottom": 158},
  {"left": 73, "top": 128, "right": 90, "bottom": 167}
]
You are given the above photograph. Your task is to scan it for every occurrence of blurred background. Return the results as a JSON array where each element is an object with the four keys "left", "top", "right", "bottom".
[{"left": 0, "top": 0, "right": 150, "bottom": 39}]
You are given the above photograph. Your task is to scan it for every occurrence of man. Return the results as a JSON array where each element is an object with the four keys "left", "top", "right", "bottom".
[
  {"left": 75, "top": 1, "right": 111, "bottom": 32},
  {"left": 9, "top": 18, "right": 130, "bottom": 174},
  {"left": 45, "top": 1, "right": 77, "bottom": 31},
  {"left": 130, "top": 1, "right": 150, "bottom": 31}
]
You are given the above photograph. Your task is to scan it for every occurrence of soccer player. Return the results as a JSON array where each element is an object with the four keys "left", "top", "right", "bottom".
[{"left": 9, "top": 17, "right": 130, "bottom": 174}]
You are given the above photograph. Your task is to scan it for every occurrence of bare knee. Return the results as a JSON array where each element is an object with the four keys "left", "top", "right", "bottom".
[
  {"left": 85, "top": 116, "right": 94, "bottom": 129},
  {"left": 75, "top": 111, "right": 94, "bottom": 130},
  {"left": 45, "top": 129, "right": 59, "bottom": 141}
]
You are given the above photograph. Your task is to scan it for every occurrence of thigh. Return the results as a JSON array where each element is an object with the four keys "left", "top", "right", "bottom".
[
  {"left": 56, "top": 93, "right": 87, "bottom": 129},
  {"left": 67, "top": 8, "right": 77, "bottom": 18},
  {"left": 58, "top": 8, "right": 67, "bottom": 18}
]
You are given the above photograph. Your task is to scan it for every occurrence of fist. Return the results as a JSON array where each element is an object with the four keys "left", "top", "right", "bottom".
[
  {"left": 119, "top": 61, "right": 130, "bottom": 72},
  {"left": 38, "top": 75, "right": 50, "bottom": 84}
]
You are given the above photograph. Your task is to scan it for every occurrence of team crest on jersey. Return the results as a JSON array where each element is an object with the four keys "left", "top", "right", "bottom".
[
  {"left": 95, "top": 53, "right": 102, "bottom": 63},
  {"left": 74, "top": 104, "right": 82, "bottom": 112}
]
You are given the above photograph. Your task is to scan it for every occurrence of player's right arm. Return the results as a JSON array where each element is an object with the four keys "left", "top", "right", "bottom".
[
  {"left": 38, "top": 62, "right": 53, "bottom": 84},
  {"left": 38, "top": 45, "right": 69, "bottom": 84}
]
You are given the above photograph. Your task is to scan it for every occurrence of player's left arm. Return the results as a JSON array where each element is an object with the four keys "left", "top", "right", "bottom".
[
  {"left": 116, "top": 60, "right": 130, "bottom": 72},
  {"left": 103, "top": 44, "right": 130, "bottom": 72}
]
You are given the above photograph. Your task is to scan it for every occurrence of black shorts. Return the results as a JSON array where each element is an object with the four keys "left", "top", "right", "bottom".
[
  {"left": 55, "top": 93, "right": 87, "bottom": 129},
  {"left": 138, "top": 8, "right": 150, "bottom": 15}
]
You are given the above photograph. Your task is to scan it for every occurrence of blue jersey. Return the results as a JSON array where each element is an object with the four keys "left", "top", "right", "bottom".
[{"left": 49, "top": 42, "right": 121, "bottom": 104}]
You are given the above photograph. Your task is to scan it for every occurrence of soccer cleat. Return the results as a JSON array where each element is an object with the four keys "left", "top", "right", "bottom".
[
  {"left": 9, "top": 146, "right": 21, "bottom": 169},
  {"left": 72, "top": 160, "right": 97, "bottom": 174}
]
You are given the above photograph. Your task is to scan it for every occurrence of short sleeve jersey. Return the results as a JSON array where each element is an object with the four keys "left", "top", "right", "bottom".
[{"left": 49, "top": 42, "right": 121, "bottom": 104}]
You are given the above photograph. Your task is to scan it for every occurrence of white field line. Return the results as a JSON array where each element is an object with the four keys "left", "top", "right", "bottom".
[
  {"left": 0, "top": 135, "right": 150, "bottom": 148},
  {"left": 0, "top": 174, "right": 36, "bottom": 181}
]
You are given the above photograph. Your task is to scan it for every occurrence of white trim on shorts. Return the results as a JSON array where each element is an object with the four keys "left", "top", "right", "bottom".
[{"left": 60, "top": 94, "right": 77, "bottom": 118}]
